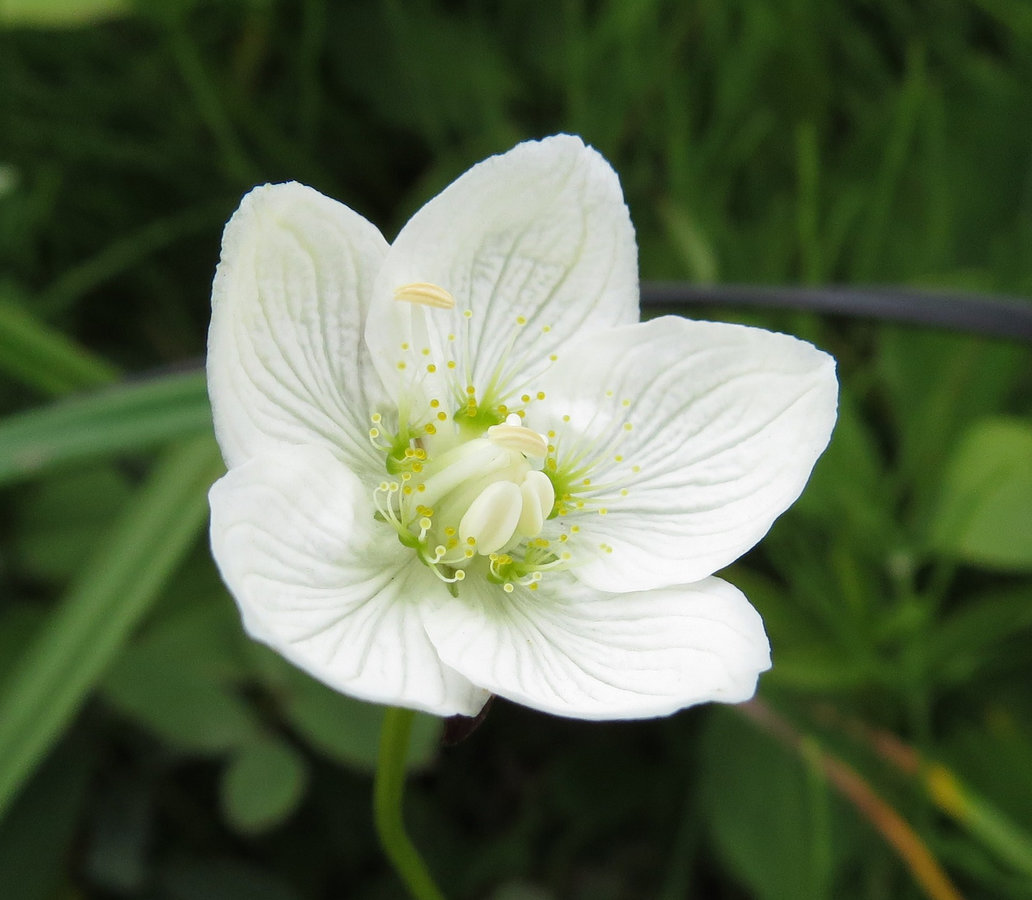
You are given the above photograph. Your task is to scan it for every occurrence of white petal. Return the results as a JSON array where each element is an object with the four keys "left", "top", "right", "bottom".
[
  {"left": 425, "top": 574, "right": 770, "bottom": 720},
  {"left": 364, "top": 135, "right": 639, "bottom": 405},
  {"left": 209, "top": 445, "right": 489, "bottom": 717},
  {"left": 531, "top": 317, "right": 838, "bottom": 591},
  {"left": 208, "top": 182, "right": 389, "bottom": 476}
]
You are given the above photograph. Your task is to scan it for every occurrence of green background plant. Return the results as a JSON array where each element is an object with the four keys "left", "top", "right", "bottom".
[{"left": 1, "top": 1, "right": 1030, "bottom": 898}]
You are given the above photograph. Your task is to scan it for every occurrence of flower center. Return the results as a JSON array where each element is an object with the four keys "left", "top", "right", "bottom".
[
  {"left": 371, "top": 413, "right": 559, "bottom": 589},
  {"left": 367, "top": 281, "right": 636, "bottom": 594}
]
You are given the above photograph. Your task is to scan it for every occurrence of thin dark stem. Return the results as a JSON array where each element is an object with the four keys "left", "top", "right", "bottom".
[{"left": 641, "top": 282, "right": 1032, "bottom": 342}]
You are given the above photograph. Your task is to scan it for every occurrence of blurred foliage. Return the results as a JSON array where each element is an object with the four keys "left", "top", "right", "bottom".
[{"left": 1, "top": 1, "right": 1031, "bottom": 898}]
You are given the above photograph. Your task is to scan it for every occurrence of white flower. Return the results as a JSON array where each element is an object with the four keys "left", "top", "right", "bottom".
[{"left": 207, "top": 135, "right": 837, "bottom": 721}]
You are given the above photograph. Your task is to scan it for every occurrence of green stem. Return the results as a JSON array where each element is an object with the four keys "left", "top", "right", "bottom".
[{"left": 373, "top": 707, "right": 448, "bottom": 900}]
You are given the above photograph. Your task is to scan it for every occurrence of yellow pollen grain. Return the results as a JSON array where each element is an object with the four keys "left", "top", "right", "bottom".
[
  {"left": 529, "top": 582, "right": 539, "bottom": 590},
  {"left": 437, "top": 411, "right": 447, "bottom": 421},
  {"left": 466, "top": 536, "right": 476, "bottom": 545},
  {"left": 424, "top": 423, "right": 437, "bottom": 435},
  {"left": 620, "top": 489, "right": 628, "bottom": 496},
  {"left": 447, "top": 360, "right": 456, "bottom": 369},
  {"left": 516, "top": 315, "right": 527, "bottom": 326},
  {"left": 444, "top": 526, "right": 455, "bottom": 536},
  {"left": 466, "top": 384, "right": 476, "bottom": 395},
  {"left": 582, "top": 478, "right": 591, "bottom": 486},
  {"left": 421, "top": 347, "right": 430, "bottom": 356},
  {"left": 464, "top": 548, "right": 474, "bottom": 558},
  {"left": 447, "top": 537, "right": 458, "bottom": 549},
  {"left": 403, "top": 486, "right": 412, "bottom": 495},
  {"left": 371, "top": 413, "right": 382, "bottom": 423},
  {"left": 562, "top": 414, "right": 570, "bottom": 422},
  {"left": 430, "top": 399, "right": 440, "bottom": 408},
  {"left": 369, "top": 427, "right": 380, "bottom": 438},
  {"left": 599, "top": 508, "right": 608, "bottom": 515},
  {"left": 448, "top": 333, "right": 456, "bottom": 341},
  {"left": 571, "top": 525, "right": 580, "bottom": 533},
  {"left": 417, "top": 483, "right": 426, "bottom": 492},
  {"left": 454, "top": 570, "right": 466, "bottom": 581},
  {"left": 503, "top": 583, "right": 515, "bottom": 593},
  {"left": 549, "top": 354, "right": 558, "bottom": 361},
  {"left": 401, "top": 473, "right": 412, "bottom": 482},
  {"left": 412, "top": 462, "right": 423, "bottom": 473},
  {"left": 606, "top": 390, "right": 614, "bottom": 398},
  {"left": 401, "top": 342, "right": 410, "bottom": 351},
  {"left": 559, "top": 534, "right": 568, "bottom": 543},
  {"left": 622, "top": 398, "right": 631, "bottom": 407},
  {"left": 427, "top": 364, "right": 437, "bottom": 373},
  {"left": 397, "top": 362, "right": 406, "bottom": 370},
  {"left": 542, "top": 325, "right": 551, "bottom": 333},
  {"left": 632, "top": 465, "right": 641, "bottom": 473},
  {"left": 624, "top": 423, "right": 633, "bottom": 431},
  {"left": 521, "top": 394, "right": 531, "bottom": 403},
  {"left": 614, "top": 454, "right": 623, "bottom": 462},
  {"left": 419, "top": 517, "right": 432, "bottom": 529},
  {"left": 463, "top": 309, "right": 473, "bottom": 319},
  {"left": 536, "top": 391, "right": 546, "bottom": 400}
]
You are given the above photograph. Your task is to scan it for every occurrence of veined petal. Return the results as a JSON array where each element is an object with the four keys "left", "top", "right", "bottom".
[
  {"left": 364, "top": 135, "right": 638, "bottom": 408},
  {"left": 531, "top": 317, "right": 838, "bottom": 591},
  {"left": 208, "top": 182, "right": 389, "bottom": 476},
  {"left": 209, "top": 445, "right": 489, "bottom": 717},
  {"left": 425, "top": 575, "right": 770, "bottom": 720}
]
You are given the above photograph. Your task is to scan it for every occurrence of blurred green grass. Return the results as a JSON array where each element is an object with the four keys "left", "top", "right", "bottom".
[{"left": 1, "top": 1, "right": 1031, "bottom": 899}]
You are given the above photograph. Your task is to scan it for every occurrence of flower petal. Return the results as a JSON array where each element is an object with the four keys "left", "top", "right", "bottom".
[
  {"left": 531, "top": 317, "right": 838, "bottom": 591},
  {"left": 208, "top": 182, "right": 389, "bottom": 476},
  {"left": 364, "top": 135, "right": 638, "bottom": 407},
  {"left": 425, "top": 575, "right": 770, "bottom": 720},
  {"left": 209, "top": 444, "right": 489, "bottom": 717}
]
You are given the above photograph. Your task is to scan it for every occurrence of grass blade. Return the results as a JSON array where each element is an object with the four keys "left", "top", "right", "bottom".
[
  {"left": 0, "top": 297, "right": 119, "bottom": 395},
  {"left": 0, "top": 369, "right": 210, "bottom": 486},
  {"left": 0, "top": 435, "right": 224, "bottom": 820}
]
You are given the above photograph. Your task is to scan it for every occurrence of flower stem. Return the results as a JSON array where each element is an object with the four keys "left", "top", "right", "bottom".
[{"left": 373, "top": 706, "right": 448, "bottom": 900}]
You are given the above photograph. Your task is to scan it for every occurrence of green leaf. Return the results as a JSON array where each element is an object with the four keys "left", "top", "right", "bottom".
[
  {"left": 274, "top": 662, "right": 442, "bottom": 773},
  {"left": 9, "top": 465, "right": 131, "bottom": 583},
  {"left": 927, "top": 587, "right": 1032, "bottom": 687},
  {"left": 220, "top": 737, "right": 309, "bottom": 835},
  {"left": 877, "top": 330, "right": 1024, "bottom": 509},
  {"left": 930, "top": 417, "right": 1032, "bottom": 571},
  {"left": 99, "top": 583, "right": 260, "bottom": 751},
  {"left": 102, "top": 649, "right": 260, "bottom": 755},
  {"left": 0, "top": 293, "right": 119, "bottom": 394},
  {"left": 0, "top": 0, "right": 129, "bottom": 28},
  {"left": 0, "top": 436, "right": 224, "bottom": 820},
  {"left": 0, "top": 369, "right": 212, "bottom": 486},
  {"left": 699, "top": 709, "right": 855, "bottom": 900}
]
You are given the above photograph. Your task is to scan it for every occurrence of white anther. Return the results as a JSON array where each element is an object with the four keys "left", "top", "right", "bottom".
[
  {"left": 393, "top": 282, "right": 456, "bottom": 309},
  {"left": 459, "top": 481, "right": 523, "bottom": 555},
  {"left": 516, "top": 470, "right": 554, "bottom": 537},
  {"left": 487, "top": 423, "right": 548, "bottom": 458}
]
